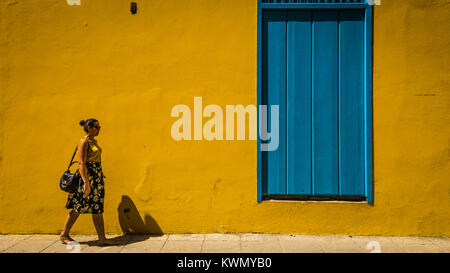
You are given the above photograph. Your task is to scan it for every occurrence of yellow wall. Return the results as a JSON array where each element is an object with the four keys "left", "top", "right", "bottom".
[{"left": 0, "top": 0, "right": 448, "bottom": 236}]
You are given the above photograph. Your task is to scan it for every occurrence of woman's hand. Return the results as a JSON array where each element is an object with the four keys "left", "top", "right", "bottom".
[{"left": 83, "top": 182, "right": 91, "bottom": 196}]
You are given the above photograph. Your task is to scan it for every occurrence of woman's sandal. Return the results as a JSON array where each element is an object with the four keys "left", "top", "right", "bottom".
[{"left": 60, "top": 235, "right": 74, "bottom": 245}]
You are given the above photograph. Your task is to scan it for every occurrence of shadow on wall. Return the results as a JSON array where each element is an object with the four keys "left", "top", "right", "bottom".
[{"left": 117, "top": 195, "right": 163, "bottom": 235}]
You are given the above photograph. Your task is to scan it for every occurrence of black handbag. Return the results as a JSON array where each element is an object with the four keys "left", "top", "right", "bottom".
[{"left": 59, "top": 142, "right": 88, "bottom": 193}]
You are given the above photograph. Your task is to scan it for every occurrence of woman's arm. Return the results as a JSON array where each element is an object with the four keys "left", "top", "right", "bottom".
[{"left": 78, "top": 139, "right": 90, "bottom": 196}]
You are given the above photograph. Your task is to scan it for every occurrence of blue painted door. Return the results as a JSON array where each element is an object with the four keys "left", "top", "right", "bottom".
[{"left": 262, "top": 9, "right": 366, "bottom": 197}]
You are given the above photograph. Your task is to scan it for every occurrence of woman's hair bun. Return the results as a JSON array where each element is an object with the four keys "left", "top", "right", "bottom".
[{"left": 79, "top": 120, "right": 86, "bottom": 126}]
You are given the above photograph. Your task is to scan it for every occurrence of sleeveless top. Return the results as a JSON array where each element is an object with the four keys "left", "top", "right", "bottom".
[{"left": 80, "top": 136, "right": 102, "bottom": 163}]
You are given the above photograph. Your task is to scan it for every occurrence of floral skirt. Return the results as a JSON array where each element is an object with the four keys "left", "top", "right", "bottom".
[{"left": 65, "top": 161, "right": 105, "bottom": 214}]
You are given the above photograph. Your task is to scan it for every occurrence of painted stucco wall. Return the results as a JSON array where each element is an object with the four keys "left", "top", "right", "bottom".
[{"left": 0, "top": 0, "right": 448, "bottom": 236}]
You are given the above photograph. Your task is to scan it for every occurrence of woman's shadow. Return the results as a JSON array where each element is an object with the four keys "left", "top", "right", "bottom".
[
  {"left": 85, "top": 195, "right": 163, "bottom": 247},
  {"left": 118, "top": 195, "right": 163, "bottom": 235}
]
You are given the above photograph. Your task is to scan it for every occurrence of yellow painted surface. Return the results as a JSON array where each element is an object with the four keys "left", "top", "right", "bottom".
[{"left": 0, "top": 0, "right": 448, "bottom": 236}]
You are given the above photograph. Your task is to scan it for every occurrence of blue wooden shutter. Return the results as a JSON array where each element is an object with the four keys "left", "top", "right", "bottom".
[{"left": 261, "top": 7, "right": 369, "bottom": 198}]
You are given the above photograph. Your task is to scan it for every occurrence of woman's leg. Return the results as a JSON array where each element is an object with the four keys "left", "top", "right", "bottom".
[
  {"left": 61, "top": 210, "right": 79, "bottom": 243},
  {"left": 92, "top": 213, "right": 117, "bottom": 245},
  {"left": 92, "top": 213, "right": 106, "bottom": 241}
]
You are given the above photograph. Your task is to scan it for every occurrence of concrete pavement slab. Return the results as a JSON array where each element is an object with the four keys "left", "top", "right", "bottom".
[
  {"left": 161, "top": 240, "right": 203, "bottom": 253},
  {"left": 82, "top": 245, "right": 124, "bottom": 253},
  {"left": 0, "top": 235, "right": 33, "bottom": 252},
  {"left": 128, "top": 234, "right": 168, "bottom": 241},
  {"left": 241, "top": 239, "right": 283, "bottom": 253},
  {"left": 205, "top": 233, "right": 240, "bottom": 241},
  {"left": 387, "top": 237, "right": 442, "bottom": 253},
  {"left": 121, "top": 240, "right": 166, "bottom": 253},
  {"left": 168, "top": 234, "right": 205, "bottom": 241},
  {"left": 3, "top": 235, "right": 58, "bottom": 253},
  {"left": 42, "top": 240, "right": 90, "bottom": 253},
  {"left": 350, "top": 236, "right": 411, "bottom": 253},
  {"left": 403, "top": 244, "right": 442, "bottom": 253},
  {"left": 426, "top": 237, "right": 450, "bottom": 253},
  {"left": 278, "top": 235, "right": 324, "bottom": 253},
  {"left": 202, "top": 240, "right": 241, "bottom": 253},
  {"left": 240, "top": 234, "right": 281, "bottom": 241},
  {"left": 313, "top": 236, "right": 367, "bottom": 253}
]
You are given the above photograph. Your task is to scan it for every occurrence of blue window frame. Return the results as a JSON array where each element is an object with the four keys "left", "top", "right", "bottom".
[{"left": 257, "top": 0, "right": 374, "bottom": 203}]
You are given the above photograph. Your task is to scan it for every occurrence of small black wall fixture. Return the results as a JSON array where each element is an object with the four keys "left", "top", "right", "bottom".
[{"left": 130, "top": 2, "right": 137, "bottom": 15}]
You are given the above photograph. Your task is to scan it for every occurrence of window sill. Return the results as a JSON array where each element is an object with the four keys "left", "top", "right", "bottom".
[{"left": 260, "top": 195, "right": 368, "bottom": 204}]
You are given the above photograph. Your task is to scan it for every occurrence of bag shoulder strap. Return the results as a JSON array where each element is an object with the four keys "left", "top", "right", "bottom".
[{"left": 67, "top": 146, "right": 78, "bottom": 171}]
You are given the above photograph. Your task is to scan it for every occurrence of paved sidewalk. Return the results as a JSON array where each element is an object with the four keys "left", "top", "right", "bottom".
[{"left": 0, "top": 234, "right": 448, "bottom": 253}]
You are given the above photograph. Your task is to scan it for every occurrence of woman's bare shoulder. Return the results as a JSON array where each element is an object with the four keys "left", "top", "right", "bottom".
[{"left": 79, "top": 137, "right": 88, "bottom": 147}]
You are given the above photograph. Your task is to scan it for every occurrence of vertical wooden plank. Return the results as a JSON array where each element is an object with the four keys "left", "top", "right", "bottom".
[
  {"left": 313, "top": 10, "right": 339, "bottom": 195},
  {"left": 287, "top": 11, "right": 312, "bottom": 195},
  {"left": 257, "top": 0, "right": 262, "bottom": 202},
  {"left": 339, "top": 10, "right": 365, "bottom": 196},
  {"left": 365, "top": 6, "right": 374, "bottom": 203},
  {"left": 262, "top": 10, "right": 287, "bottom": 195}
]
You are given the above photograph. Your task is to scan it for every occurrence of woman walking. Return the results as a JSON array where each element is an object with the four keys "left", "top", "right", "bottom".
[{"left": 60, "top": 119, "right": 116, "bottom": 246}]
